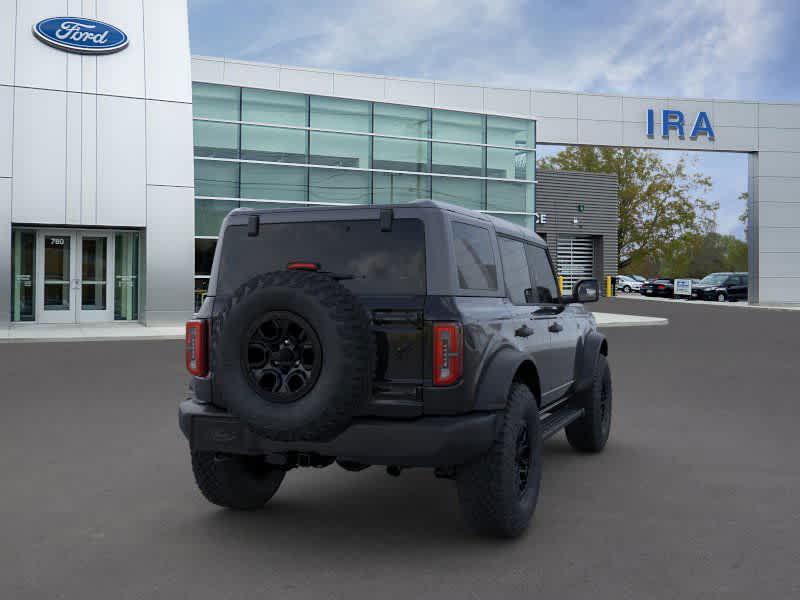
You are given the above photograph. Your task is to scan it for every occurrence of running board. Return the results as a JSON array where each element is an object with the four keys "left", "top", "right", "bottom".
[{"left": 540, "top": 407, "right": 584, "bottom": 440}]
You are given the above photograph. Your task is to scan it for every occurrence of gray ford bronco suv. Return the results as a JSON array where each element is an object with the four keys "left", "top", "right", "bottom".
[{"left": 180, "top": 200, "right": 612, "bottom": 537}]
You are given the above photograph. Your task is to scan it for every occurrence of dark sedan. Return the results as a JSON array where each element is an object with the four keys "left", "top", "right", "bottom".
[
  {"left": 640, "top": 279, "right": 674, "bottom": 298},
  {"left": 691, "top": 272, "right": 749, "bottom": 302}
]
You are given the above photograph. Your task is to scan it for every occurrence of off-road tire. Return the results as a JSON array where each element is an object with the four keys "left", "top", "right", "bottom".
[
  {"left": 191, "top": 451, "right": 285, "bottom": 510},
  {"left": 456, "top": 383, "right": 542, "bottom": 538},
  {"left": 212, "top": 271, "right": 374, "bottom": 442},
  {"left": 566, "top": 354, "right": 612, "bottom": 452}
]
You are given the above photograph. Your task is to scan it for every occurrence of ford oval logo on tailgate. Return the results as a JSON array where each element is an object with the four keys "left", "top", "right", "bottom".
[{"left": 33, "top": 17, "right": 128, "bottom": 54}]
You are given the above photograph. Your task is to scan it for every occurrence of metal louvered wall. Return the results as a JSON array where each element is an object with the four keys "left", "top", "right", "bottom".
[
  {"left": 557, "top": 236, "right": 595, "bottom": 293},
  {"left": 534, "top": 169, "right": 619, "bottom": 295}
]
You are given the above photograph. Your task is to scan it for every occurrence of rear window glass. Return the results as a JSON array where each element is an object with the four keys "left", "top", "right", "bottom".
[
  {"left": 217, "top": 218, "right": 426, "bottom": 296},
  {"left": 452, "top": 222, "right": 498, "bottom": 290}
]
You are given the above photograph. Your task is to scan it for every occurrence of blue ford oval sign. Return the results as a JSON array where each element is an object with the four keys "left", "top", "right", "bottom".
[{"left": 33, "top": 17, "right": 128, "bottom": 55}]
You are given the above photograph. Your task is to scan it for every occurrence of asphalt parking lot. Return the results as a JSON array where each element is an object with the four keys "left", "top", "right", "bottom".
[{"left": 2, "top": 298, "right": 799, "bottom": 599}]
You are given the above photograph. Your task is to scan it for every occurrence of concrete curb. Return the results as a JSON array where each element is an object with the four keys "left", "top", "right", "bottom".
[
  {"left": 592, "top": 311, "right": 669, "bottom": 328},
  {"left": 1, "top": 311, "right": 668, "bottom": 342}
]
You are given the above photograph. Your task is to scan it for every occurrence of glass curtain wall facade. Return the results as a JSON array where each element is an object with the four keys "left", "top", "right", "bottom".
[{"left": 192, "top": 82, "right": 536, "bottom": 308}]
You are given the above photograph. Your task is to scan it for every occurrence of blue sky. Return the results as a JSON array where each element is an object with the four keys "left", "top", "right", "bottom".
[{"left": 188, "top": 0, "right": 800, "bottom": 239}]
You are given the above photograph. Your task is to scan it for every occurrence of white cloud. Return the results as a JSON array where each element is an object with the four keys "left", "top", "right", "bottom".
[
  {"left": 232, "top": 0, "right": 782, "bottom": 100},
  {"left": 239, "top": 0, "right": 519, "bottom": 76}
]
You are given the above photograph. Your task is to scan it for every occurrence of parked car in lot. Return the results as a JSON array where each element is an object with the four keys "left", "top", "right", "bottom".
[
  {"left": 691, "top": 272, "right": 749, "bottom": 302},
  {"left": 616, "top": 275, "right": 643, "bottom": 293},
  {"left": 640, "top": 279, "right": 674, "bottom": 298}
]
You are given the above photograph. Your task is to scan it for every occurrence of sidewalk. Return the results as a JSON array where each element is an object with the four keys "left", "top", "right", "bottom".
[
  {"left": 0, "top": 322, "right": 184, "bottom": 343},
  {"left": 1, "top": 311, "right": 666, "bottom": 343},
  {"left": 614, "top": 294, "right": 800, "bottom": 311}
]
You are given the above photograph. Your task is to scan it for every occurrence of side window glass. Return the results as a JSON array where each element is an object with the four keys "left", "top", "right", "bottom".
[
  {"left": 525, "top": 244, "right": 559, "bottom": 303},
  {"left": 498, "top": 237, "right": 533, "bottom": 304},
  {"left": 452, "top": 222, "right": 498, "bottom": 290}
]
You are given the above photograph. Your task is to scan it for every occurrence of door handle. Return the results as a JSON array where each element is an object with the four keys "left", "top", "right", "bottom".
[
  {"left": 548, "top": 322, "right": 563, "bottom": 333},
  {"left": 515, "top": 324, "right": 534, "bottom": 338}
]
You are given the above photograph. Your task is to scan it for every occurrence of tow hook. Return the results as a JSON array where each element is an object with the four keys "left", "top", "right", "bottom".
[{"left": 386, "top": 465, "right": 403, "bottom": 477}]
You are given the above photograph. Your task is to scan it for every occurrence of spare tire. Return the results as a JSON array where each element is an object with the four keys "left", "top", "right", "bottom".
[{"left": 212, "top": 270, "right": 373, "bottom": 442}]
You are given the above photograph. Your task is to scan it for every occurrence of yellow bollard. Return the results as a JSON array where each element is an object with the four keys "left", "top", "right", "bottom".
[
  {"left": 606, "top": 275, "right": 613, "bottom": 297},
  {"left": 557, "top": 275, "right": 564, "bottom": 296}
]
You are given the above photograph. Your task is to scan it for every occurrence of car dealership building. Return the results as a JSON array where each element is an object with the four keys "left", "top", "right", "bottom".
[{"left": 2, "top": 1, "right": 800, "bottom": 327}]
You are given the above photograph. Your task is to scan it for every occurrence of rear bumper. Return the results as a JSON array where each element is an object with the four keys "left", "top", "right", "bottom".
[
  {"left": 179, "top": 400, "right": 498, "bottom": 467},
  {"left": 693, "top": 290, "right": 719, "bottom": 300}
]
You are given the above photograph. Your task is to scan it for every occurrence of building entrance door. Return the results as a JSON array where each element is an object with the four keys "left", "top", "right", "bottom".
[{"left": 35, "top": 231, "right": 114, "bottom": 324}]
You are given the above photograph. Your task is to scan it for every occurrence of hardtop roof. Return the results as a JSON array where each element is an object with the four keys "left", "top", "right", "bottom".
[{"left": 231, "top": 199, "right": 547, "bottom": 246}]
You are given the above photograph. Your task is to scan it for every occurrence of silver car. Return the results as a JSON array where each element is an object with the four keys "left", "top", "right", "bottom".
[{"left": 616, "top": 274, "right": 643, "bottom": 293}]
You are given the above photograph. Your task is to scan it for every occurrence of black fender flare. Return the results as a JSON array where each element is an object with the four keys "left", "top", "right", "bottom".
[
  {"left": 473, "top": 347, "right": 541, "bottom": 411},
  {"left": 574, "top": 331, "right": 608, "bottom": 394}
]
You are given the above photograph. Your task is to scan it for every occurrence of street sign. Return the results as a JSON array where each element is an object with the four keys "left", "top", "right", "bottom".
[{"left": 674, "top": 279, "right": 693, "bottom": 297}]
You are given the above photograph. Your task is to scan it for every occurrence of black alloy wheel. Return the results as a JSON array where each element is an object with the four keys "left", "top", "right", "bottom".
[
  {"left": 515, "top": 424, "right": 532, "bottom": 496},
  {"left": 213, "top": 270, "right": 373, "bottom": 441},
  {"left": 599, "top": 369, "right": 611, "bottom": 439},
  {"left": 243, "top": 311, "right": 322, "bottom": 403},
  {"left": 565, "top": 354, "right": 612, "bottom": 453}
]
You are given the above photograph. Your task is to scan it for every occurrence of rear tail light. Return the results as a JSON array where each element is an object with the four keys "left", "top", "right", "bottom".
[
  {"left": 287, "top": 262, "right": 320, "bottom": 271},
  {"left": 657, "top": 284, "right": 665, "bottom": 290},
  {"left": 433, "top": 322, "right": 462, "bottom": 386},
  {"left": 185, "top": 320, "right": 208, "bottom": 377}
]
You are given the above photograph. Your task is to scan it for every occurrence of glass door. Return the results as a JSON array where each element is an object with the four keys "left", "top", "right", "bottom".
[
  {"left": 36, "top": 231, "right": 76, "bottom": 323},
  {"left": 78, "top": 232, "right": 114, "bottom": 322},
  {"left": 35, "top": 230, "right": 116, "bottom": 323}
]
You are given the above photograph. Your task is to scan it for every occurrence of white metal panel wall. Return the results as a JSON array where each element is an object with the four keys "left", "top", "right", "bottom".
[
  {"left": 751, "top": 149, "right": 800, "bottom": 304},
  {"left": 65, "top": 92, "right": 82, "bottom": 223},
  {"left": 14, "top": 0, "right": 69, "bottom": 90},
  {"left": 96, "top": 0, "right": 146, "bottom": 98},
  {"left": 0, "top": 178, "right": 10, "bottom": 322},
  {"left": 96, "top": 95, "right": 147, "bottom": 226},
  {"left": 0, "top": 0, "right": 15, "bottom": 86},
  {"left": 142, "top": 0, "right": 192, "bottom": 103},
  {"left": 145, "top": 185, "right": 194, "bottom": 324},
  {"left": 0, "top": 85, "right": 12, "bottom": 178},
  {"left": 11, "top": 87, "right": 67, "bottom": 224},
  {"left": 7, "top": 0, "right": 194, "bottom": 229},
  {"left": 146, "top": 100, "right": 194, "bottom": 187},
  {"left": 484, "top": 87, "right": 531, "bottom": 118},
  {"left": 80, "top": 92, "right": 98, "bottom": 224}
]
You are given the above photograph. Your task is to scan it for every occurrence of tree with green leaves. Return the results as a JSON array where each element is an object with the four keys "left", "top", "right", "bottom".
[
  {"left": 616, "top": 231, "right": 747, "bottom": 278},
  {"left": 538, "top": 146, "right": 718, "bottom": 272}
]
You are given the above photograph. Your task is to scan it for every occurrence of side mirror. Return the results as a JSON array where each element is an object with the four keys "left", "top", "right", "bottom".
[{"left": 568, "top": 278, "right": 599, "bottom": 303}]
